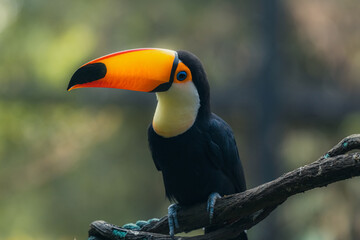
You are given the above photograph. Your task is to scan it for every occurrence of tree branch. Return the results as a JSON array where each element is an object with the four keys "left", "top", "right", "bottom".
[{"left": 88, "top": 134, "right": 360, "bottom": 240}]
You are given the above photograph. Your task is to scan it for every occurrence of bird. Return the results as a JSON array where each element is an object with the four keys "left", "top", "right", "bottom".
[{"left": 68, "top": 48, "right": 247, "bottom": 239}]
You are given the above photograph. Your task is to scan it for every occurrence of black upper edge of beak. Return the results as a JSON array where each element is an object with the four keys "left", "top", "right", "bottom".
[{"left": 67, "top": 62, "right": 107, "bottom": 90}]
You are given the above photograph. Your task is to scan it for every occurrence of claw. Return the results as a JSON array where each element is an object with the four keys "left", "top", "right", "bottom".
[
  {"left": 207, "top": 192, "right": 221, "bottom": 223},
  {"left": 168, "top": 204, "right": 180, "bottom": 237}
]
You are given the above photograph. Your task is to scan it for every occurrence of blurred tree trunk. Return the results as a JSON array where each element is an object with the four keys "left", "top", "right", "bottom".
[{"left": 253, "top": 0, "right": 282, "bottom": 238}]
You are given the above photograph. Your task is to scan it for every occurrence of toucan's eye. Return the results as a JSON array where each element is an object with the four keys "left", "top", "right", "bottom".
[{"left": 176, "top": 71, "right": 187, "bottom": 81}]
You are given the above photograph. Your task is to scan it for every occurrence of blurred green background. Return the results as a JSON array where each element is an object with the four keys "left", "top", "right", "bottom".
[{"left": 1, "top": 0, "right": 360, "bottom": 239}]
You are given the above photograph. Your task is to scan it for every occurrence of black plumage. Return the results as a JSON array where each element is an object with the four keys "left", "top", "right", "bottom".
[
  {"left": 148, "top": 51, "right": 246, "bottom": 206},
  {"left": 68, "top": 49, "right": 247, "bottom": 239}
]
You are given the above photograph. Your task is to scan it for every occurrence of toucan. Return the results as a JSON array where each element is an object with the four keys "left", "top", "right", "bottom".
[{"left": 68, "top": 48, "right": 247, "bottom": 239}]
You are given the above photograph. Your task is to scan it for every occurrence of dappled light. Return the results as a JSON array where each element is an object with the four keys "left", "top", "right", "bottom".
[{"left": 0, "top": 0, "right": 359, "bottom": 239}]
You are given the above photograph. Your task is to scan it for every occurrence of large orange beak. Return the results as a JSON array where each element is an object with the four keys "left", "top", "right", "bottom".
[{"left": 67, "top": 48, "right": 182, "bottom": 92}]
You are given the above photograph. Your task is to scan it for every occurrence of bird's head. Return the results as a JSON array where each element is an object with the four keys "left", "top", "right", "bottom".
[{"left": 68, "top": 48, "right": 210, "bottom": 137}]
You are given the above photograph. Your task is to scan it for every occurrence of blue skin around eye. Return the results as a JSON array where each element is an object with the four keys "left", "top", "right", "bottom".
[{"left": 177, "top": 71, "right": 187, "bottom": 81}]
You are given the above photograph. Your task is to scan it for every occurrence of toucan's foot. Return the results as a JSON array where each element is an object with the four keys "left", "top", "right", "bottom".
[
  {"left": 122, "top": 218, "right": 160, "bottom": 230},
  {"left": 207, "top": 192, "right": 221, "bottom": 223},
  {"left": 168, "top": 203, "right": 180, "bottom": 237},
  {"left": 88, "top": 219, "right": 160, "bottom": 240},
  {"left": 122, "top": 223, "right": 140, "bottom": 230},
  {"left": 135, "top": 218, "right": 159, "bottom": 228}
]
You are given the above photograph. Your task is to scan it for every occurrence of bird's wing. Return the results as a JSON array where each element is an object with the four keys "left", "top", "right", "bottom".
[
  {"left": 206, "top": 114, "right": 246, "bottom": 192},
  {"left": 148, "top": 125, "right": 162, "bottom": 171}
]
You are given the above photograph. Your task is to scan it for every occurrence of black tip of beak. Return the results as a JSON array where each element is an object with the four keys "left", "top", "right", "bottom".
[{"left": 67, "top": 62, "right": 107, "bottom": 90}]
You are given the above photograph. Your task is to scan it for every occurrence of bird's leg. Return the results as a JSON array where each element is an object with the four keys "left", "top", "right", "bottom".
[
  {"left": 168, "top": 203, "right": 180, "bottom": 237},
  {"left": 207, "top": 192, "right": 221, "bottom": 223}
]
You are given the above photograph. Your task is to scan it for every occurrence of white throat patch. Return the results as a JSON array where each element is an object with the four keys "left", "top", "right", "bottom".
[{"left": 153, "top": 82, "right": 200, "bottom": 138}]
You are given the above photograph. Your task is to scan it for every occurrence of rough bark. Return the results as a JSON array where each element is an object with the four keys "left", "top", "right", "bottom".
[{"left": 88, "top": 134, "right": 360, "bottom": 240}]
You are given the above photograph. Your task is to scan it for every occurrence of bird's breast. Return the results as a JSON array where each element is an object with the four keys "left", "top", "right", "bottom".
[{"left": 149, "top": 125, "right": 235, "bottom": 205}]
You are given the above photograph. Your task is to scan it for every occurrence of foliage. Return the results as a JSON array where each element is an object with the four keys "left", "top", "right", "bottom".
[{"left": 0, "top": 0, "right": 359, "bottom": 239}]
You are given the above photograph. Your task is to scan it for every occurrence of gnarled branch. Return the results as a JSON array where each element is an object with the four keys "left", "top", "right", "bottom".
[{"left": 88, "top": 134, "right": 360, "bottom": 240}]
